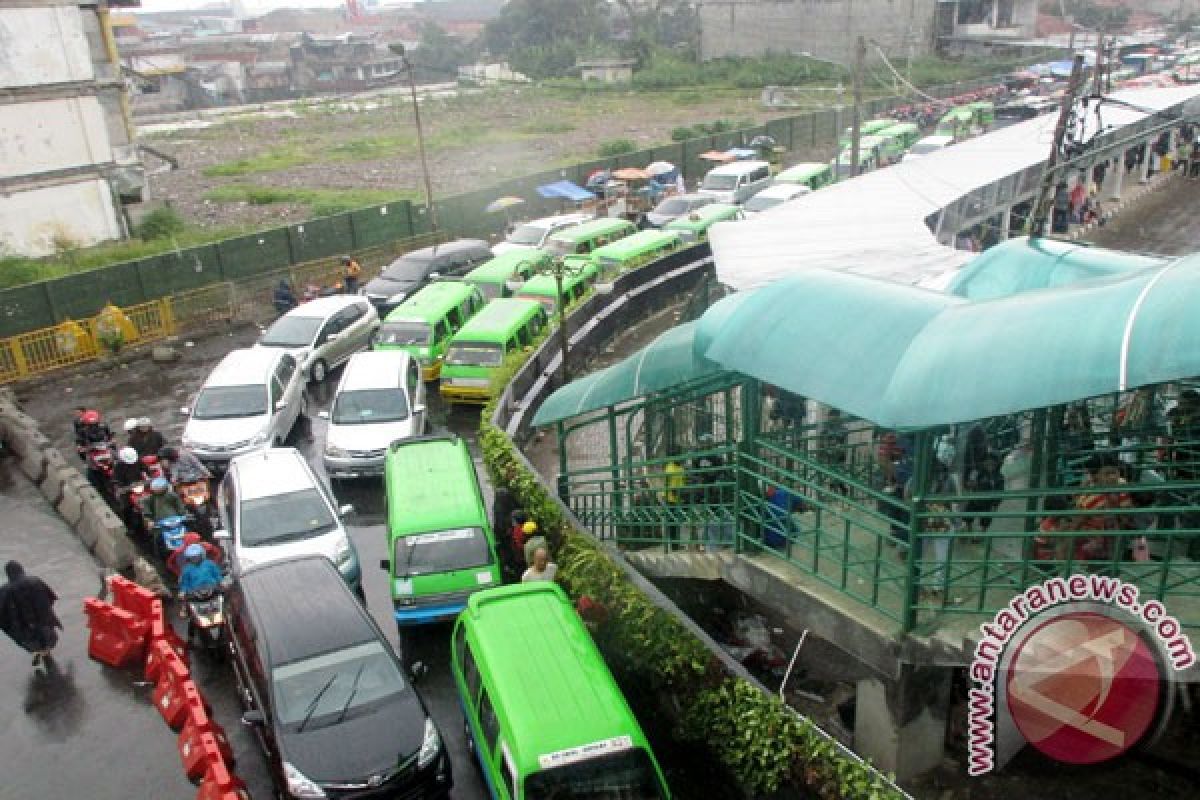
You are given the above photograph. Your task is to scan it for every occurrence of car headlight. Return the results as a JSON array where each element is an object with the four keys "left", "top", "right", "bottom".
[
  {"left": 417, "top": 718, "right": 441, "bottom": 769},
  {"left": 283, "top": 762, "right": 326, "bottom": 799},
  {"left": 325, "top": 444, "right": 349, "bottom": 458}
]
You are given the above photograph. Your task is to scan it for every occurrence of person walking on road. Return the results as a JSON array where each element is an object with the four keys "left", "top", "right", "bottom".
[
  {"left": 342, "top": 256, "right": 362, "bottom": 295},
  {"left": 0, "top": 561, "right": 63, "bottom": 669}
]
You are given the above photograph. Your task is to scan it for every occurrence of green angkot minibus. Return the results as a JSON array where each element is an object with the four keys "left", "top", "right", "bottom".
[
  {"left": 463, "top": 249, "right": 554, "bottom": 300},
  {"left": 590, "top": 229, "right": 682, "bottom": 275},
  {"left": 439, "top": 298, "right": 548, "bottom": 405},
  {"left": 664, "top": 202, "right": 742, "bottom": 244},
  {"left": 452, "top": 582, "right": 672, "bottom": 799},
  {"left": 543, "top": 218, "right": 636, "bottom": 258},
  {"left": 374, "top": 281, "right": 485, "bottom": 381},
  {"left": 773, "top": 162, "right": 835, "bottom": 190}
]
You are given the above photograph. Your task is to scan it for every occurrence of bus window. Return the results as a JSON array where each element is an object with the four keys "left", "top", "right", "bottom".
[
  {"left": 433, "top": 320, "right": 449, "bottom": 345},
  {"left": 447, "top": 307, "right": 463, "bottom": 328},
  {"left": 480, "top": 690, "right": 500, "bottom": 748}
]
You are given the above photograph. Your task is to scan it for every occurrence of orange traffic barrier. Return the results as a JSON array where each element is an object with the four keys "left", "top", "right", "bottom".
[
  {"left": 152, "top": 656, "right": 195, "bottom": 730},
  {"left": 149, "top": 609, "right": 190, "bottom": 664},
  {"left": 195, "top": 760, "right": 250, "bottom": 800},
  {"left": 84, "top": 597, "right": 149, "bottom": 668},
  {"left": 108, "top": 575, "right": 160, "bottom": 623},
  {"left": 144, "top": 638, "right": 181, "bottom": 684},
  {"left": 178, "top": 693, "right": 234, "bottom": 770},
  {"left": 180, "top": 731, "right": 226, "bottom": 783}
]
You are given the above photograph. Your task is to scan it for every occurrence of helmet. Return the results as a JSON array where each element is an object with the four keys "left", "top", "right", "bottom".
[
  {"left": 119, "top": 447, "right": 138, "bottom": 465},
  {"left": 150, "top": 477, "right": 169, "bottom": 493},
  {"left": 124, "top": 419, "right": 139, "bottom": 433},
  {"left": 522, "top": 521, "right": 538, "bottom": 535},
  {"left": 184, "top": 543, "right": 206, "bottom": 562},
  {"left": 81, "top": 410, "right": 100, "bottom": 425}
]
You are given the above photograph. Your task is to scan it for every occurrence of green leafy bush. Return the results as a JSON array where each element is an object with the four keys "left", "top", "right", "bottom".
[
  {"left": 597, "top": 138, "right": 637, "bottom": 157},
  {"left": 670, "top": 126, "right": 695, "bottom": 141},
  {"left": 135, "top": 207, "right": 186, "bottom": 241}
]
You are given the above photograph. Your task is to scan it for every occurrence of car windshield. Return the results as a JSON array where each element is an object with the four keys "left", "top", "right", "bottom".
[
  {"left": 525, "top": 749, "right": 665, "bottom": 800},
  {"left": 382, "top": 254, "right": 433, "bottom": 282},
  {"left": 652, "top": 197, "right": 689, "bottom": 215},
  {"left": 446, "top": 342, "right": 503, "bottom": 367},
  {"left": 743, "top": 195, "right": 783, "bottom": 212},
  {"left": 701, "top": 174, "right": 738, "bottom": 191},
  {"left": 260, "top": 316, "right": 322, "bottom": 348},
  {"left": 332, "top": 388, "right": 409, "bottom": 425},
  {"left": 273, "top": 641, "right": 406, "bottom": 732},
  {"left": 377, "top": 321, "right": 431, "bottom": 346},
  {"left": 239, "top": 488, "right": 337, "bottom": 546},
  {"left": 393, "top": 527, "right": 491, "bottom": 577},
  {"left": 192, "top": 386, "right": 267, "bottom": 420},
  {"left": 507, "top": 224, "right": 547, "bottom": 245}
]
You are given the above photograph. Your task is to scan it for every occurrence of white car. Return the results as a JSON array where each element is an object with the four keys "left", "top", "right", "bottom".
[
  {"left": 491, "top": 213, "right": 591, "bottom": 255},
  {"left": 216, "top": 447, "right": 363, "bottom": 598},
  {"left": 901, "top": 134, "right": 955, "bottom": 163},
  {"left": 255, "top": 295, "right": 379, "bottom": 383},
  {"left": 741, "top": 183, "right": 812, "bottom": 215},
  {"left": 182, "top": 348, "right": 306, "bottom": 471},
  {"left": 321, "top": 350, "right": 427, "bottom": 480}
]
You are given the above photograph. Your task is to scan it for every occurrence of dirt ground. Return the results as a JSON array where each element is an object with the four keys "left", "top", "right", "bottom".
[{"left": 140, "top": 86, "right": 837, "bottom": 230}]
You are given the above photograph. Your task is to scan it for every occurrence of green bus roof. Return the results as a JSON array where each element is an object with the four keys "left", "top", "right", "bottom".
[
  {"left": 940, "top": 107, "right": 975, "bottom": 123},
  {"left": 460, "top": 582, "right": 658, "bottom": 779},
  {"left": 451, "top": 297, "right": 543, "bottom": 341},
  {"left": 464, "top": 249, "right": 553, "bottom": 284},
  {"left": 967, "top": 100, "right": 994, "bottom": 110},
  {"left": 383, "top": 281, "right": 477, "bottom": 325},
  {"left": 878, "top": 121, "right": 919, "bottom": 136},
  {"left": 592, "top": 229, "right": 681, "bottom": 261},
  {"left": 546, "top": 217, "right": 635, "bottom": 245},
  {"left": 385, "top": 434, "right": 486, "bottom": 535},
  {"left": 845, "top": 119, "right": 897, "bottom": 137},
  {"left": 774, "top": 162, "right": 832, "bottom": 183},
  {"left": 517, "top": 269, "right": 592, "bottom": 298},
  {"left": 664, "top": 203, "right": 740, "bottom": 231}
]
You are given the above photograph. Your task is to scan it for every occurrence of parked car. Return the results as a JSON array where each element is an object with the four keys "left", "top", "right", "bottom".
[
  {"left": 491, "top": 213, "right": 590, "bottom": 255},
  {"left": 255, "top": 295, "right": 379, "bottom": 383},
  {"left": 216, "top": 447, "right": 363, "bottom": 598},
  {"left": 322, "top": 351, "right": 427, "bottom": 480},
  {"left": 644, "top": 193, "right": 715, "bottom": 228},
  {"left": 182, "top": 348, "right": 306, "bottom": 471},
  {"left": 741, "top": 183, "right": 811, "bottom": 215},
  {"left": 901, "top": 134, "right": 956, "bottom": 163},
  {"left": 361, "top": 240, "right": 492, "bottom": 313},
  {"left": 697, "top": 161, "right": 772, "bottom": 204},
  {"left": 227, "top": 555, "right": 451, "bottom": 800}
]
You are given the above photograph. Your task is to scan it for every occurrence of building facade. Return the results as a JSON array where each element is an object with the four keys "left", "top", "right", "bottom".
[{"left": 0, "top": 1, "right": 143, "bottom": 258}]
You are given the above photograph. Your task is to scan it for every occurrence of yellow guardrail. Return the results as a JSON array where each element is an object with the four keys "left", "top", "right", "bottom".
[{"left": 0, "top": 232, "right": 447, "bottom": 385}]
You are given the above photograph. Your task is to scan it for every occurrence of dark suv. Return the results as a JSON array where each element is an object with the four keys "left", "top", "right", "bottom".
[
  {"left": 362, "top": 239, "right": 492, "bottom": 313},
  {"left": 227, "top": 555, "right": 451, "bottom": 799}
]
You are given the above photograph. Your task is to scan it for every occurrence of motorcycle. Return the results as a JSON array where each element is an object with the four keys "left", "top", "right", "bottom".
[
  {"left": 150, "top": 514, "right": 192, "bottom": 561},
  {"left": 184, "top": 579, "right": 229, "bottom": 659},
  {"left": 83, "top": 441, "right": 117, "bottom": 501},
  {"left": 175, "top": 479, "right": 214, "bottom": 537}
]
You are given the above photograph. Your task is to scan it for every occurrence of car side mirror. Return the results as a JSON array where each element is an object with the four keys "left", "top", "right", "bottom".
[
  {"left": 428, "top": 272, "right": 440, "bottom": 281},
  {"left": 338, "top": 504, "right": 354, "bottom": 517},
  {"left": 241, "top": 710, "right": 265, "bottom": 727},
  {"left": 410, "top": 661, "right": 428, "bottom": 683},
  {"left": 379, "top": 558, "right": 391, "bottom": 571},
  {"left": 318, "top": 410, "right": 329, "bottom": 419}
]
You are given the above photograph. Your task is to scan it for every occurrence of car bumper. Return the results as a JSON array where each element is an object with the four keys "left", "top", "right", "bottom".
[
  {"left": 393, "top": 600, "right": 467, "bottom": 626},
  {"left": 320, "top": 752, "right": 452, "bottom": 800},
  {"left": 192, "top": 443, "right": 267, "bottom": 472},
  {"left": 323, "top": 455, "right": 386, "bottom": 479},
  {"left": 438, "top": 385, "right": 489, "bottom": 405}
]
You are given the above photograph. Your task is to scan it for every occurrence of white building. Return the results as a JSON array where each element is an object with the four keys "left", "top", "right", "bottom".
[{"left": 0, "top": 1, "right": 144, "bottom": 258}]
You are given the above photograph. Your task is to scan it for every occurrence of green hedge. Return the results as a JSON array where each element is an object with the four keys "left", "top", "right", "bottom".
[{"left": 477, "top": 318, "right": 901, "bottom": 799}]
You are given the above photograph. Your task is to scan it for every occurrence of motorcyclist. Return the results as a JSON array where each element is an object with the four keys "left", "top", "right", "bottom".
[
  {"left": 158, "top": 446, "right": 211, "bottom": 486},
  {"left": 177, "top": 544, "right": 222, "bottom": 619},
  {"left": 166, "top": 532, "right": 221, "bottom": 578},
  {"left": 273, "top": 279, "right": 297, "bottom": 316},
  {"left": 74, "top": 409, "right": 113, "bottom": 459},
  {"left": 112, "top": 447, "right": 147, "bottom": 525},
  {"left": 129, "top": 417, "right": 166, "bottom": 459},
  {"left": 142, "top": 477, "right": 186, "bottom": 532}
]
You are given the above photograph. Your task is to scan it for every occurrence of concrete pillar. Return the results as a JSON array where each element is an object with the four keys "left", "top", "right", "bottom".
[
  {"left": 855, "top": 664, "right": 952, "bottom": 781},
  {"left": 1000, "top": 205, "right": 1012, "bottom": 239},
  {"left": 1140, "top": 142, "right": 1152, "bottom": 184},
  {"left": 1108, "top": 153, "right": 1125, "bottom": 200}
]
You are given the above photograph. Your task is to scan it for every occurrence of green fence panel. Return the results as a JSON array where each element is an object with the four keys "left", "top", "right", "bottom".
[
  {"left": 791, "top": 114, "right": 814, "bottom": 150},
  {"left": 350, "top": 201, "right": 413, "bottom": 249},
  {"left": 138, "top": 244, "right": 223, "bottom": 298},
  {"left": 288, "top": 214, "right": 354, "bottom": 264},
  {"left": 0, "top": 284, "right": 56, "bottom": 337},
  {"left": 216, "top": 227, "right": 291, "bottom": 279},
  {"left": 48, "top": 260, "right": 144, "bottom": 319},
  {"left": 409, "top": 203, "right": 434, "bottom": 237},
  {"left": 812, "top": 110, "right": 837, "bottom": 145},
  {"left": 682, "top": 138, "right": 709, "bottom": 184},
  {"left": 767, "top": 118, "right": 793, "bottom": 150}
]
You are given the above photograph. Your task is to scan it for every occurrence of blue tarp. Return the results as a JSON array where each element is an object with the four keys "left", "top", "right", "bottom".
[{"left": 537, "top": 180, "right": 596, "bottom": 201}]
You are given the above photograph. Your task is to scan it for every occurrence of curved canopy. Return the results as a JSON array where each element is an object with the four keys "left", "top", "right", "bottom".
[
  {"left": 702, "top": 256, "right": 1200, "bottom": 429},
  {"left": 945, "top": 237, "right": 1168, "bottom": 300}
]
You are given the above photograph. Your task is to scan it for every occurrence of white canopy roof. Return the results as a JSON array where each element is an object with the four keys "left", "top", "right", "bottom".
[{"left": 711, "top": 86, "right": 1200, "bottom": 291}]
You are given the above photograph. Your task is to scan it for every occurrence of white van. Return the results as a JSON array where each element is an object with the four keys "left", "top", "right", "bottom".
[
  {"left": 492, "top": 212, "right": 590, "bottom": 255},
  {"left": 698, "top": 160, "right": 773, "bottom": 204}
]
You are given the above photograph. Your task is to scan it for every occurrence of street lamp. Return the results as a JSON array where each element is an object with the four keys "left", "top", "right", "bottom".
[
  {"left": 388, "top": 43, "right": 438, "bottom": 233},
  {"left": 508, "top": 257, "right": 591, "bottom": 385}
]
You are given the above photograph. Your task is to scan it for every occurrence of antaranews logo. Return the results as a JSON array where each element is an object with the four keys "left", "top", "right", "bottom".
[{"left": 967, "top": 574, "right": 1195, "bottom": 776}]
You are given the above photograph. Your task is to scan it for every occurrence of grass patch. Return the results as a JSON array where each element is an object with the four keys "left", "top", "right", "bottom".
[
  {"left": 519, "top": 118, "right": 577, "bottom": 135},
  {"left": 202, "top": 145, "right": 313, "bottom": 177},
  {"left": 202, "top": 184, "right": 412, "bottom": 216}
]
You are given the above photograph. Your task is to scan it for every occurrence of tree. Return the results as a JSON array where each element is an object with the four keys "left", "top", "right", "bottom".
[
  {"left": 483, "top": 0, "right": 610, "bottom": 78},
  {"left": 414, "top": 21, "right": 472, "bottom": 79}
]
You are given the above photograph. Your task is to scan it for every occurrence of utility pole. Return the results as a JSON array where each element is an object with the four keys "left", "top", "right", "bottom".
[
  {"left": 389, "top": 43, "right": 439, "bottom": 233},
  {"left": 849, "top": 35, "right": 866, "bottom": 178},
  {"left": 1093, "top": 30, "right": 1107, "bottom": 97},
  {"left": 1028, "top": 54, "right": 1086, "bottom": 238}
]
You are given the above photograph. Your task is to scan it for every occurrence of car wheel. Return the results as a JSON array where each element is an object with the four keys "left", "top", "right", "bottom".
[{"left": 310, "top": 359, "right": 328, "bottom": 383}]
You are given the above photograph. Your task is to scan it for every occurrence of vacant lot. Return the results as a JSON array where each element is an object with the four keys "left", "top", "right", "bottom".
[{"left": 142, "top": 85, "right": 842, "bottom": 229}]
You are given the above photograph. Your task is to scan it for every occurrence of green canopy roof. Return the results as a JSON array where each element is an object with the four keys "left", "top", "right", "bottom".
[{"left": 946, "top": 237, "right": 1167, "bottom": 301}]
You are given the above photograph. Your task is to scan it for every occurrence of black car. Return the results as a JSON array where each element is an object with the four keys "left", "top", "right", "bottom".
[
  {"left": 227, "top": 555, "right": 452, "bottom": 799},
  {"left": 362, "top": 240, "right": 492, "bottom": 314}
]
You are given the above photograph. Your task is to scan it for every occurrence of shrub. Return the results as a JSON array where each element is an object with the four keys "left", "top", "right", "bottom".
[
  {"left": 597, "top": 138, "right": 636, "bottom": 157},
  {"left": 135, "top": 208, "right": 186, "bottom": 241},
  {"left": 670, "top": 126, "right": 695, "bottom": 141}
]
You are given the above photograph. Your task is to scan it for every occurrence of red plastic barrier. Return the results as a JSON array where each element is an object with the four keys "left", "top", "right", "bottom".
[
  {"left": 149, "top": 612, "right": 190, "bottom": 665},
  {"left": 153, "top": 657, "right": 195, "bottom": 730},
  {"left": 178, "top": 694, "right": 234, "bottom": 768},
  {"left": 195, "top": 760, "right": 250, "bottom": 800},
  {"left": 108, "top": 575, "right": 160, "bottom": 623},
  {"left": 144, "top": 638, "right": 180, "bottom": 684},
  {"left": 84, "top": 598, "right": 149, "bottom": 668},
  {"left": 180, "top": 731, "right": 225, "bottom": 783}
]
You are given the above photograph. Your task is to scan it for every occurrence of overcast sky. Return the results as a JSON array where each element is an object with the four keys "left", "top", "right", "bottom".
[{"left": 136, "top": 0, "right": 346, "bottom": 13}]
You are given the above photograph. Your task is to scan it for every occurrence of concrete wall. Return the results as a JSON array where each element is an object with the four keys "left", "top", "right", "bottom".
[
  {"left": 0, "top": 6, "right": 94, "bottom": 87},
  {"left": 698, "top": 0, "right": 937, "bottom": 64},
  {"left": 0, "top": 97, "right": 115, "bottom": 181},
  {"left": 0, "top": 179, "right": 122, "bottom": 257}
]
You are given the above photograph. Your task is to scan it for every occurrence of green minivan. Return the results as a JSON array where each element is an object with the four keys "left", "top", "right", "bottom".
[
  {"left": 590, "top": 229, "right": 682, "bottom": 275},
  {"left": 543, "top": 217, "right": 636, "bottom": 258},
  {"left": 773, "top": 162, "right": 835, "bottom": 190},
  {"left": 832, "top": 137, "right": 880, "bottom": 179},
  {"left": 877, "top": 121, "right": 921, "bottom": 154},
  {"left": 514, "top": 268, "right": 596, "bottom": 313},
  {"left": 452, "top": 582, "right": 672, "bottom": 799},
  {"left": 382, "top": 433, "right": 501, "bottom": 627},
  {"left": 664, "top": 202, "right": 742, "bottom": 243},
  {"left": 440, "top": 298, "right": 548, "bottom": 405},
  {"left": 463, "top": 249, "right": 554, "bottom": 301},
  {"left": 374, "top": 281, "right": 485, "bottom": 381},
  {"left": 967, "top": 100, "right": 995, "bottom": 130},
  {"left": 839, "top": 118, "right": 898, "bottom": 148},
  {"left": 936, "top": 107, "right": 976, "bottom": 141}
]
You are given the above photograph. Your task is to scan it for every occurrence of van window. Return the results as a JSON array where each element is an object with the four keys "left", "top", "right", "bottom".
[
  {"left": 269, "top": 376, "right": 283, "bottom": 408},
  {"left": 505, "top": 336, "right": 518, "bottom": 354},
  {"left": 407, "top": 359, "right": 419, "bottom": 393},
  {"left": 447, "top": 307, "right": 463, "bottom": 328},
  {"left": 433, "top": 320, "right": 449, "bottom": 343},
  {"left": 751, "top": 166, "right": 770, "bottom": 182},
  {"left": 480, "top": 690, "right": 500, "bottom": 748},
  {"left": 516, "top": 327, "right": 530, "bottom": 347},
  {"left": 461, "top": 641, "right": 481, "bottom": 702},
  {"left": 276, "top": 355, "right": 296, "bottom": 389}
]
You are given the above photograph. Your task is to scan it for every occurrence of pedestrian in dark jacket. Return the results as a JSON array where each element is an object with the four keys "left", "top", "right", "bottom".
[{"left": 0, "top": 561, "right": 62, "bottom": 668}]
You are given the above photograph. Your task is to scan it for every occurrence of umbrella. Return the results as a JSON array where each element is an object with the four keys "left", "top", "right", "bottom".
[
  {"left": 485, "top": 196, "right": 524, "bottom": 213},
  {"left": 645, "top": 161, "right": 676, "bottom": 177},
  {"left": 612, "top": 167, "right": 651, "bottom": 181},
  {"left": 699, "top": 150, "right": 735, "bottom": 163}
]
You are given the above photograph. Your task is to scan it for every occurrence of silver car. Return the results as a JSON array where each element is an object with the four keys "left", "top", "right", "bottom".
[
  {"left": 182, "top": 348, "right": 306, "bottom": 471},
  {"left": 215, "top": 447, "right": 363, "bottom": 599},
  {"left": 256, "top": 295, "right": 380, "bottom": 383},
  {"left": 321, "top": 350, "right": 427, "bottom": 480}
]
